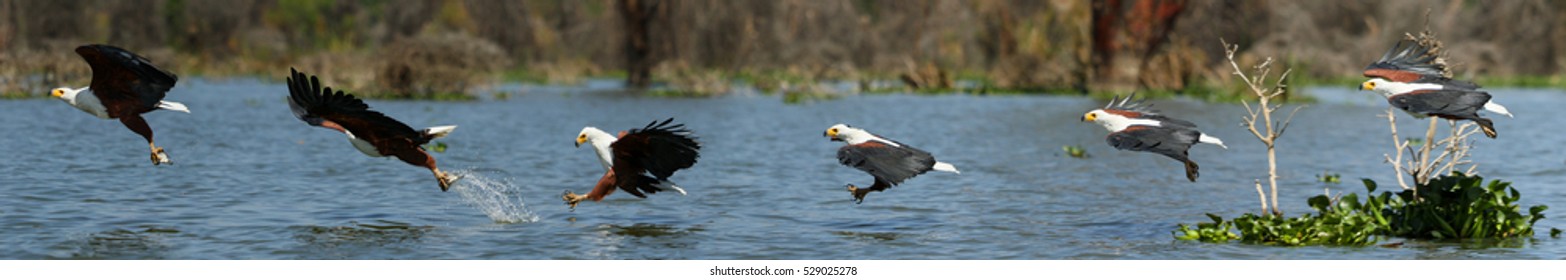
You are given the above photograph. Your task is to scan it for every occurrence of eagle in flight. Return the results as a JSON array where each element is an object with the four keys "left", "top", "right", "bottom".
[
  {"left": 286, "top": 68, "right": 460, "bottom": 191},
  {"left": 1360, "top": 39, "right": 1512, "bottom": 138},
  {"left": 50, "top": 44, "right": 189, "bottom": 165},
  {"left": 825, "top": 124, "right": 959, "bottom": 204},
  {"left": 1081, "top": 94, "right": 1226, "bottom": 182},
  {"left": 566, "top": 118, "right": 702, "bottom": 210}
]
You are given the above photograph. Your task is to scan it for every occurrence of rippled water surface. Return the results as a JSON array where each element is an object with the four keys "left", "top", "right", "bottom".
[{"left": 3, "top": 79, "right": 1564, "bottom": 259}]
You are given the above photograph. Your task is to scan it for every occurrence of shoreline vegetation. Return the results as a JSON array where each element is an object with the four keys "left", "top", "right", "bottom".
[{"left": 5, "top": 1, "right": 1566, "bottom": 100}]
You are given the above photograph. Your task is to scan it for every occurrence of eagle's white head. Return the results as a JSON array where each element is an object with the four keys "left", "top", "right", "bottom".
[
  {"left": 824, "top": 124, "right": 874, "bottom": 145},
  {"left": 50, "top": 87, "right": 84, "bottom": 103},
  {"left": 1081, "top": 109, "right": 1156, "bottom": 132},
  {"left": 575, "top": 127, "right": 616, "bottom": 148},
  {"left": 576, "top": 126, "right": 618, "bottom": 170}
]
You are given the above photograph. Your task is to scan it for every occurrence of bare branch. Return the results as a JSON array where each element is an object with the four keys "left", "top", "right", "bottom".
[
  {"left": 1275, "top": 106, "right": 1305, "bottom": 138},
  {"left": 1385, "top": 108, "right": 1412, "bottom": 190},
  {"left": 1254, "top": 180, "right": 1268, "bottom": 214},
  {"left": 1223, "top": 39, "right": 1298, "bottom": 216}
]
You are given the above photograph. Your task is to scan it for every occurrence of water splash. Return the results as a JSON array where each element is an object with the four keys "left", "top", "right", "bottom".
[{"left": 448, "top": 169, "right": 540, "bottom": 224}]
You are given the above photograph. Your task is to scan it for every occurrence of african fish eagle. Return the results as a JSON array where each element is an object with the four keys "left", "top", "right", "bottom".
[
  {"left": 1081, "top": 94, "right": 1226, "bottom": 182},
  {"left": 824, "top": 124, "right": 959, "bottom": 204},
  {"left": 285, "top": 68, "right": 460, "bottom": 191},
  {"left": 1360, "top": 39, "right": 1512, "bottom": 138},
  {"left": 565, "top": 118, "right": 702, "bottom": 209},
  {"left": 50, "top": 44, "right": 189, "bottom": 165}
]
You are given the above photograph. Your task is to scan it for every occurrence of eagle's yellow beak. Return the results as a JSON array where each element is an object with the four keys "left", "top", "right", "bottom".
[
  {"left": 1082, "top": 112, "right": 1097, "bottom": 122},
  {"left": 824, "top": 128, "right": 838, "bottom": 139},
  {"left": 1360, "top": 81, "right": 1375, "bottom": 91},
  {"left": 51, "top": 89, "right": 63, "bottom": 98},
  {"left": 575, "top": 134, "right": 586, "bottom": 148}
]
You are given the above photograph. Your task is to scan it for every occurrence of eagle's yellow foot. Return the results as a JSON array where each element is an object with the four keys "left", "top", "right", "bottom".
[
  {"left": 846, "top": 184, "right": 868, "bottom": 204},
  {"left": 562, "top": 190, "right": 587, "bottom": 210},
  {"left": 435, "top": 170, "right": 459, "bottom": 192},
  {"left": 150, "top": 147, "right": 171, "bottom": 165}
]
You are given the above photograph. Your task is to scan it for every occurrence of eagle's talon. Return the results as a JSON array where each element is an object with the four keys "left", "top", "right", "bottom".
[
  {"left": 562, "top": 190, "right": 583, "bottom": 210},
  {"left": 150, "top": 147, "right": 171, "bottom": 165},
  {"left": 846, "top": 184, "right": 867, "bottom": 204},
  {"left": 435, "top": 171, "right": 457, "bottom": 192}
]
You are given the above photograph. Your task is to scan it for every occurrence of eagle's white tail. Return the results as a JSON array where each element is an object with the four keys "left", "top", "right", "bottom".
[
  {"left": 422, "top": 125, "right": 458, "bottom": 139},
  {"left": 1199, "top": 133, "right": 1227, "bottom": 149},
  {"left": 157, "top": 101, "right": 190, "bottom": 113},
  {"left": 1483, "top": 101, "right": 1513, "bottom": 118},
  {"left": 932, "top": 162, "right": 960, "bottom": 174},
  {"left": 653, "top": 180, "right": 688, "bottom": 195}
]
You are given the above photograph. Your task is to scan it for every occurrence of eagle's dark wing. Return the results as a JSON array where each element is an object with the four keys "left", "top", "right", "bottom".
[
  {"left": 1388, "top": 89, "right": 1499, "bottom": 138},
  {"left": 1388, "top": 89, "right": 1491, "bottom": 118},
  {"left": 1364, "top": 40, "right": 1446, "bottom": 83},
  {"left": 1107, "top": 125, "right": 1201, "bottom": 181},
  {"left": 837, "top": 139, "right": 936, "bottom": 186},
  {"left": 610, "top": 118, "right": 702, "bottom": 197},
  {"left": 286, "top": 68, "right": 426, "bottom": 154},
  {"left": 76, "top": 44, "right": 178, "bottom": 117}
]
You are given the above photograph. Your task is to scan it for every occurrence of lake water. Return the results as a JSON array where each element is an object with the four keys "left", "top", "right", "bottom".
[{"left": 2, "top": 79, "right": 1563, "bottom": 259}]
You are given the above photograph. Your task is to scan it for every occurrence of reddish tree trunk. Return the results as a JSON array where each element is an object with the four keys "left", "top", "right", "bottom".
[
  {"left": 1090, "top": 0, "right": 1123, "bottom": 79},
  {"left": 1091, "top": 0, "right": 1188, "bottom": 90},
  {"left": 1130, "top": 0, "right": 1188, "bottom": 59}
]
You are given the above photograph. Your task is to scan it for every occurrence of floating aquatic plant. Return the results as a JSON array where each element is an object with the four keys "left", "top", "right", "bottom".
[
  {"left": 1316, "top": 171, "right": 1341, "bottom": 184},
  {"left": 1177, "top": 173, "right": 1547, "bottom": 246},
  {"left": 1062, "top": 145, "right": 1088, "bottom": 159}
]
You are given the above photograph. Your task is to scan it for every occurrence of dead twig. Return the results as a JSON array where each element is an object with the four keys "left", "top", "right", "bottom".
[{"left": 1223, "top": 38, "right": 1301, "bottom": 216}]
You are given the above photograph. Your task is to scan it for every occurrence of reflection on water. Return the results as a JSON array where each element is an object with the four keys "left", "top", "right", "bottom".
[
  {"left": 293, "top": 220, "right": 433, "bottom": 248},
  {"left": 832, "top": 231, "right": 902, "bottom": 241},
  {"left": 575, "top": 223, "right": 704, "bottom": 259},
  {"left": 58, "top": 226, "right": 181, "bottom": 259},
  {"left": 606, "top": 223, "right": 702, "bottom": 238},
  {"left": 2, "top": 79, "right": 1565, "bottom": 259}
]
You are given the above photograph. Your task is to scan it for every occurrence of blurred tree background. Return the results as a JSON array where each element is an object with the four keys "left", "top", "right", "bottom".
[{"left": 2, "top": 0, "right": 1565, "bottom": 99}]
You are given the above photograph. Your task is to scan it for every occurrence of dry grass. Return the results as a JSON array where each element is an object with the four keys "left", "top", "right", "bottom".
[
  {"left": 374, "top": 33, "right": 512, "bottom": 99},
  {"left": 650, "top": 60, "right": 731, "bottom": 97},
  {"left": 0, "top": 46, "right": 91, "bottom": 98}
]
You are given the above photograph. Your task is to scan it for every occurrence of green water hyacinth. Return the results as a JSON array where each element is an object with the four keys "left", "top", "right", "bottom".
[
  {"left": 1317, "top": 172, "right": 1341, "bottom": 184},
  {"left": 1062, "top": 145, "right": 1089, "bottom": 159},
  {"left": 1174, "top": 214, "right": 1238, "bottom": 243},
  {"left": 1176, "top": 173, "right": 1547, "bottom": 246},
  {"left": 1384, "top": 173, "right": 1545, "bottom": 239}
]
